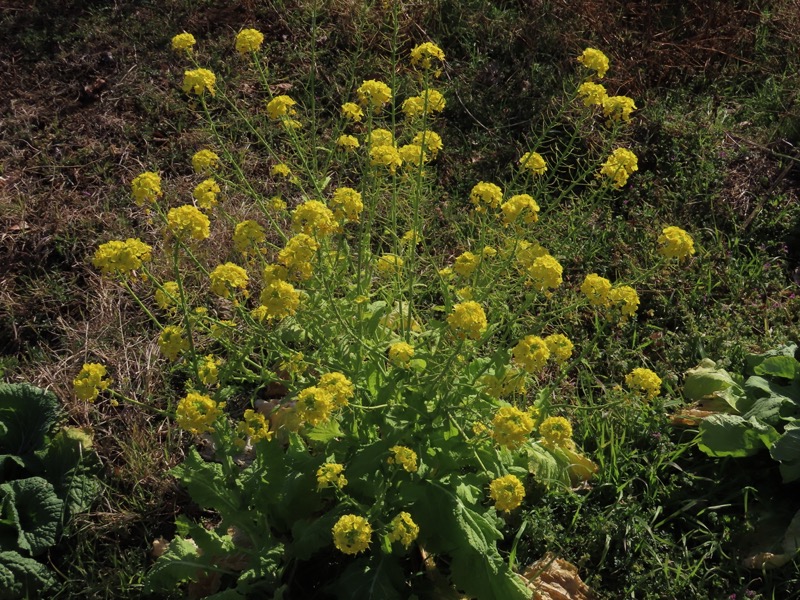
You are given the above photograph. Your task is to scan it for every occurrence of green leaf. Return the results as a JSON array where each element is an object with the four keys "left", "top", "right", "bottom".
[
  {"left": 38, "top": 428, "right": 100, "bottom": 518},
  {"left": 754, "top": 356, "right": 800, "bottom": 380},
  {"left": 0, "top": 384, "right": 61, "bottom": 458},
  {"left": 770, "top": 424, "right": 800, "bottom": 483},
  {"left": 332, "top": 554, "right": 406, "bottom": 600},
  {"left": 144, "top": 537, "right": 204, "bottom": 593},
  {"left": 306, "top": 419, "right": 344, "bottom": 443},
  {"left": 746, "top": 343, "right": 799, "bottom": 376},
  {"left": 698, "top": 414, "right": 780, "bottom": 457},
  {"left": 172, "top": 448, "right": 242, "bottom": 520},
  {"left": 0, "top": 477, "right": 62, "bottom": 556},
  {"left": 0, "top": 550, "right": 56, "bottom": 599},
  {"left": 290, "top": 509, "right": 344, "bottom": 561},
  {"left": 683, "top": 359, "right": 748, "bottom": 412},
  {"left": 525, "top": 444, "right": 569, "bottom": 487}
]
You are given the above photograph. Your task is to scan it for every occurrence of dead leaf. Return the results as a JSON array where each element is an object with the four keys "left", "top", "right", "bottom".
[{"left": 522, "top": 553, "right": 595, "bottom": 600}]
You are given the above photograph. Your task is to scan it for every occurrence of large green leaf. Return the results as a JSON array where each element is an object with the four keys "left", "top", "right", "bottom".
[
  {"left": 332, "top": 555, "right": 405, "bottom": 600},
  {"left": 683, "top": 359, "right": 749, "bottom": 413},
  {"left": 38, "top": 428, "right": 100, "bottom": 518},
  {"left": 172, "top": 448, "right": 243, "bottom": 520},
  {"left": 0, "top": 477, "right": 62, "bottom": 556},
  {"left": 0, "top": 384, "right": 61, "bottom": 459},
  {"left": 698, "top": 414, "right": 780, "bottom": 457},
  {"left": 753, "top": 356, "right": 800, "bottom": 380},
  {"left": 0, "top": 550, "right": 56, "bottom": 599},
  {"left": 144, "top": 536, "right": 205, "bottom": 593},
  {"left": 770, "top": 423, "right": 800, "bottom": 483},
  {"left": 746, "top": 343, "right": 799, "bottom": 376},
  {"left": 290, "top": 508, "right": 344, "bottom": 561}
]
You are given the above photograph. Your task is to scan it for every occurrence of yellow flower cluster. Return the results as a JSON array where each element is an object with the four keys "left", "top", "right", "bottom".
[
  {"left": 197, "top": 355, "right": 222, "bottom": 386},
  {"left": 257, "top": 265, "right": 301, "bottom": 320},
  {"left": 131, "top": 171, "right": 162, "bottom": 205},
  {"left": 237, "top": 409, "right": 272, "bottom": 443},
  {"left": 412, "top": 130, "right": 443, "bottom": 157},
  {"left": 93, "top": 238, "right": 152, "bottom": 276},
  {"left": 511, "top": 238, "right": 548, "bottom": 269},
  {"left": 388, "top": 512, "right": 420, "bottom": 549},
  {"left": 155, "top": 281, "right": 180, "bottom": 310},
  {"left": 291, "top": 200, "right": 337, "bottom": 237},
  {"left": 336, "top": 134, "right": 359, "bottom": 151},
  {"left": 209, "top": 262, "right": 249, "bottom": 299},
  {"left": 356, "top": 80, "right": 393, "bottom": 110},
  {"left": 192, "top": 149, "right": 219, "bottom": 173},
  {"left": 182, "top": 68, "right": 216, "bottom": 96},
  {"left": 603, "top": 95, "right": 637, "bottom": 122},
  {"left": 341, "top": 102, "right": 363, "bottom": 122},
  {"left": 527, "top": 254, "right": 563, "bottom": 291},
  {"left": 369, "top": 145, "right": 403, "bottom": 174},
  {"left": 279, "top": 233, "right": 319, "bottom": 280},
  {"left": 158, "top": 325, "right": 189, "bottom": 361},
  {"left": 489, "top": 474, "right": 525, "bottom": 512},
  {"left": 171, "top": 32, "right": 196, "bottom": 53},
  {"left": 625, "top": 367, "right": 662, "bottom": 399},
  {"left": 512, "top": 335, "right": 550, "bottom": 373},
  {"left": 581, "top": 273, "right": 613, "bottom": 306},
  {"left": 233, "top": 220, "right": 266, "bottom": 254},
  {"left": 578, "top": 82, "right": 608, "bottom": 106},
  {"left": 167, "top": 205, "right": 211, "bottom": 241},
  {"left": 388, "top": 341, "right": 415, "bottom": 366},
  {"left": 538, "top": 416, "right": 573, "bottom": 449},
  {"left": 479, "top": 368, "right": 527, "bottom": 398},
  {"left": 368, "top": 128, "right": 394, "bottom": 147},
  {"left": 519, "top": 151, "right": 547, "bottom": 175},
  {"left": 73, "top": 363, "right": 111, "bottom": 402},
  {"left": 491, "top": 406, "right": 535, "bottom": 449},
  {"left": 376, "top": 253, "right": 404, "bottom": 276},
  {"left": 318, "top": 372, "right": 354, "bottom": 408},
  {"left": 608, "top": 285, "right": 640, "bottom": 320},
  {"left": 193, "top": 178, "right": 220, "bottom": 210},
  {"left": 294, "top": 386, "right": 334, "bottom": 426},
  {"left": 271, "top": 163, "right": 292, "bottom": 179},
  {"left": 501, "top": 194, "right": 540, "bottom": 227},
  {"left": 470, "top": 181, "right": 503, "bottom": 212},
  {"left": 577, "top": 47, "right": 609, "bottom": 78},
  {"left": 544, "top": 334, "right": 574, "bottom": 363},
  {"left": 266, "top": 95, "right": 299, "bottom": 128},
  {"left": 317, "top": 463, "right": 347, "bottom": 489},
  {"left": 175, "top": 392, "right": 224, "bottom": 435},
  {"left": 447, "top": 301, "right": 488, "bottom": 340},
  {"left": 410, "top": 41, "right": 445, "bottom": 69},
  {"left": 658, "top": 226, "right": 695, "bottom": 260},
  {"left": 398, "top": 144, "right": 428, "bottom": 168},
  {"left": 388, "top": 445, "right": 418, "bottom": 473},
  {"left": 453, "top": 251, "right": 480, "bottom": 277},
  {"left": 235, "top": 28, "right": 264, "bottom": 54},
  {"left": 402, "top": 90, "right": 446, "bottom": 119},
  {"left": 329, "top": 187, "right": 363, "bottom": 224},
  {"left": 332, "top": 515, "right": 372, "bottom": 555},
  {"left": 600, "top": 148, "right": 638, "bottom": 188}
]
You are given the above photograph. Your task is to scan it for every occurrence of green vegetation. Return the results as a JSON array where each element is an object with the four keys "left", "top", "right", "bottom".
[{"left": 2, "top": 1, "right": 800, "bottom": 598}]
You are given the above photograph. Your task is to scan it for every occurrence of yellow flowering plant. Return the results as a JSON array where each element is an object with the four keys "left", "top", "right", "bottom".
[{"left": 87, "top": 29, "right": 668, "bottom": 600}]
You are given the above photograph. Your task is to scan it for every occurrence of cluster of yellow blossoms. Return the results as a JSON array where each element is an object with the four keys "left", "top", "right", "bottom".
[
  {"left": 658, "top": 226, "right": 695, "bottom": 260},
  {"left": 600, "top": 148, "right": 639, "bottom": 188},
  {"left": 175, "top": 392, "right": 225, "bottom": 435},
  {"left": 538, "top": 416, "right": 574, "bottom": 449},
  {"left": 158, "top": 325, "right": 189, "bottom": 361},
  {"left": 131, "top": 171, "right": 162, "bottom": 205},
  {"left": 167, "top": 205, "right": 211, "bottom": 241},
  {"left": 625, "top": 367, "right": 662, "bottom": 398},
  {"left": 182, "top": 68, "right": 216, "bottom": 96},
  {"left": 93, "top": 238, "right": 152, "bottom": 276},
  {"left": 447, "top": 301, "right": 488, "bottom": 340},
  {"left": 388, "top": 445, "right": 418, "bottom": 473},
  {"left": 209, "top": 263, "right": 249, "bottom": 299},
  {"left": 332, "top": 515, "right": 372, "bottom": 555},
  {"left": 73, "top": 363, "right": 111, "bottom": 402},
  {"left": 490, "top": 406, "right": 536, "bottom": 449},
  {"left": 316, "top": 463, "right": 347, "bottom": 490},
  {"left": 388, "top": 512, "right": 420, "bottom": 548},
  {"left": 235, "top": 28, "right": 264, "bottom": 54},
  {"left": 356, "top": 80, "right": 393, "bottom": 110},
  {"left": 388, "top": 341, "right": 415, "bottom": 366},
  {"left": 192, "top": 149, "right": 219, "bottom": 173},
  {"left": 489, "top": 474, "right": 525, "bottom": 512},
  {"left": 193, "top": 179, "right": 220, "bottom": 210},
  {"left": 410, "top": 41, "right": 445, "bottom": 69},
  {"left": 580, "top": 273, "right": 640, "bottom": 322}
]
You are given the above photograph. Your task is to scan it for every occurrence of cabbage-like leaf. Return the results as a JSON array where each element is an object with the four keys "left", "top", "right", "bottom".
[
  {"left": 770, "top": 423, "right": 800, "bottom": 483},
  {"left": 0, "top": 477, "right": 62, "bottom": 556},
  {"left": 745, "top": 343, "right": 799, "bottom": 376},
  {"left": 0, "top": 550, "right": 56, "bottom": 599},
  {"left": 698, "top": 414, "right": 780, "bottom": 457},
  {"left": 0, "top": 384, "right": 61, "bottom": 458},
  {"left": 143, "top": 537, "right": 203, "bottom": 593},
  {"left": 683, "top": 359, "right": 749, "bottom": 413}
]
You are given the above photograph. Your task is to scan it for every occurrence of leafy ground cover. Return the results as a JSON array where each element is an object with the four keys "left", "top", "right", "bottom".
[{"left": 2, "top": 0, "right": 800, "bottom": 598}]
